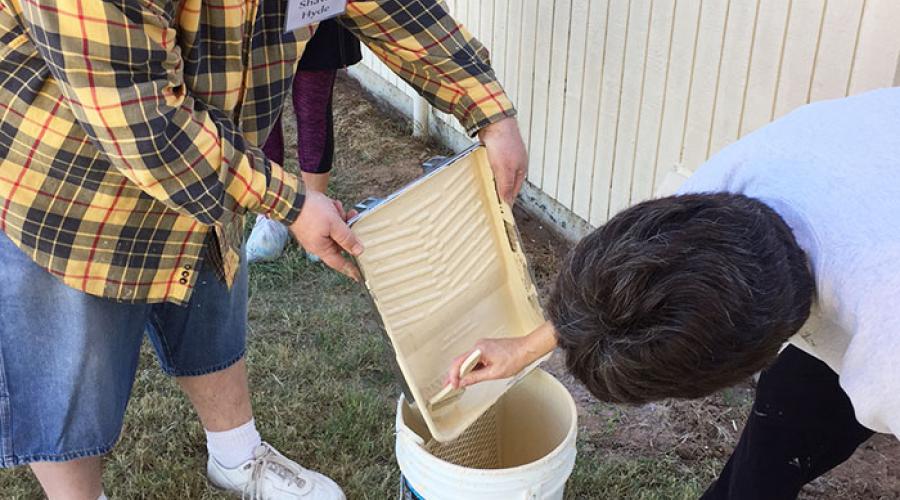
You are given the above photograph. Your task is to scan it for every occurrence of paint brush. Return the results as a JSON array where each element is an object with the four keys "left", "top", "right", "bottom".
[{"left": 427, "top": 349, "right": 483, "bottom": 412}]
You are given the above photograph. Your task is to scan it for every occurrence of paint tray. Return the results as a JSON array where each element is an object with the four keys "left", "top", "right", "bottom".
[{"left": 350, "top": 145, "right": 546, "bottom": 443}]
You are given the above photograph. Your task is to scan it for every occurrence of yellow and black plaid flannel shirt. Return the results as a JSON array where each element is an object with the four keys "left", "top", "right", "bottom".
[{"left": 0, "top": 0, "right": 515, "bottom": 304}]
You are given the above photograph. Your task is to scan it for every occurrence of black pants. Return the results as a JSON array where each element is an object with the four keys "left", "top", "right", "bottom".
[{"left": 702, "top": 346, "right": 875, "bottom": 500}]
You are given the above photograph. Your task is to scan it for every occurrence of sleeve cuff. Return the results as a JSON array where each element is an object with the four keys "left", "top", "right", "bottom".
[
  {"left": 453, "top": 80, "right": 518, "bottom": 136},
  {"left": 261, "top": 161, "right": 306, "bottom": 225},
  {"left": 468, "top": 106, "right": 518, "bottom": 138}
]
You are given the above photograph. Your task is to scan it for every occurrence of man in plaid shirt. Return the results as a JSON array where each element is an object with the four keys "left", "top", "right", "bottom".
[{"left": 0, "top": 0, "right": 527, "bottom": 498}]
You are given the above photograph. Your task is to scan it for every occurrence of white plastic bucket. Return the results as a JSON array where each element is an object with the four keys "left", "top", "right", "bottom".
[{"left": 396, "top": 369, "right": 578, "bottom": 500}]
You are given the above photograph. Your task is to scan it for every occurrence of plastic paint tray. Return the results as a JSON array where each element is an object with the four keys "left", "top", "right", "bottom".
[{"left": 350, "top": 145, "right": 546, "bottom": 443}]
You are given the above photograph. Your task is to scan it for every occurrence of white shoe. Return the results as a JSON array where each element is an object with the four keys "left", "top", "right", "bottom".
[
  {"left": 246, "top": 215, "right": 290, "bottom": 263},
  {"left": 208, "top": 442, "right": 346, "bottom": 500}
]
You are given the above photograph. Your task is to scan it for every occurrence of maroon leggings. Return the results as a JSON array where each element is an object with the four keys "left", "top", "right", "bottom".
[{"left": 263, "top": 69, "right": 337, "bottom": 174}]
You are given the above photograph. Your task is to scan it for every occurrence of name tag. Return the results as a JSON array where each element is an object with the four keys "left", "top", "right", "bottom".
[{"left": 285, "top": 0, "right": 348, "bottom": 32}]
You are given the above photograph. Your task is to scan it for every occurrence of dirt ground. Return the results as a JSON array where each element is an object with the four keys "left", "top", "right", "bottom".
[{"left": 331, "top": 73, "right": 900, "bottom": 499}]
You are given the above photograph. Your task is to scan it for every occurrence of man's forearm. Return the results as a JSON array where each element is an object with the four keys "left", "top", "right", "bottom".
[{"left": 340, "top": 0, "right": 516, "bottom": 135}]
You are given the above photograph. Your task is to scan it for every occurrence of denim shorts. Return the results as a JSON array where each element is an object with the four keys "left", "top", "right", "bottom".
[{"left": 0, "top": 232, "right": 248, "bottom": 467}]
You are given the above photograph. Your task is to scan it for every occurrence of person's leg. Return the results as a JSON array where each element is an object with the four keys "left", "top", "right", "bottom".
[
  {"left": 148, "top": 249, "right": 259, "bottom": 470},
  {"left": 0, "top": 233, "right": 148, "bottom": 500},
  {"left": 178, "top": 358, "right": 263, "bottom": 474},
  {"left": 702, "top": 345, "right": 875, "bottom": 500},
  {"left": 301, "top": 171, "right": 330, "bottom": 193},
  {"left": 148, "top": 249, "right": 252, "bottom": 433},
  {"left": 30, "top": 457, "right": 104, "bottom": 500},
  {"left": 293, "top": 69, "right": 337, "bottom": 263},
  {"left": 293, "top": 69, "right": 337, "bottom": 193},
  {"left": 261, "top": 114, "right": 286, "bottom": 167},
  {"left": 147, "top": 249, "right": 344, "bottom": 498},
  {"left": 247, "top": 70, "right": 337, "bottom": 263},
  {"left": 176, "top": 357, "right": 253, "bottom": 432}
]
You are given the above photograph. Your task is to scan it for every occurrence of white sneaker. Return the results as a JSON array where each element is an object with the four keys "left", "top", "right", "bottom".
[
  {"left": 246, "top": 215, "right": 290, "bottom": 263},
  {"left": 208, "top": 442, "right": 346, "bottom": 500}
]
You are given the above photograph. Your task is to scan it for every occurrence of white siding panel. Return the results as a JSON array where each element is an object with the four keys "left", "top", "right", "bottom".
[
  {"left": 526, "top": 0, "right": 556, "bottom": 186},
  {"left": 588, "top": 0, "right": 631, "bottom": 225},
  {"left": 555, "top": 0, "right": 590, "bottom": 210},
  {"left": 653, "top": 0, "right": 701, "bottom": 188},
  {"left": 630, "top": 0, "right": 676, "bottom": 204},
  {"left": 608, "top": 0, "right": 652, "bottom": 216},
  {"left": 502, "top": 0, "right": 521, "bottom": 106},
  {"left": 707, "top": 0, "right": 758, "bottom": 158},
  {"left": 491, "top": 0, "right": 509, "bottom": 85},
  {"left": 809, "top": 0, "right": 864, "bottom": 102},
  {"left": 515, "top": 0, "right": 540, "bottom": 172},
  {"left": 738, "top": 0, "right": 791, "bottom": 137},
  {"left": 848, "top": 0, "right": 900, "bottom": 95},
  {"left": 571, "top": 0, "right": 611, "bottom": 218},
  {"left": 772, "top": 0, "right": 826, "bottom": 119},
  {"left": 679, "top": 0, "right": 729, "bottom": 186},
  {"left": 540, "top": 0, "right": 573, "bottom": 196}
]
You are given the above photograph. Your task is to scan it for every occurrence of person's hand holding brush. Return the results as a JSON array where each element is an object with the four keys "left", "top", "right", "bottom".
[{"left": 446, "top": 321, "right": 558, "bottom": 389}]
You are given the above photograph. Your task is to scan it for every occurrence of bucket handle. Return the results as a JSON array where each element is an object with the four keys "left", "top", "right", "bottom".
[{"left": 396, "top": 426, "right": 426, "bottom": 447}]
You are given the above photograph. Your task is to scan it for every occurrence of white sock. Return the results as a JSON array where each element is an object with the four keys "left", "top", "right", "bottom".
[
  {"left": 205, "top": 418, "right": 262, "bottom": 469},
  {"left": 97, "top": 493, "right": 108, "bottom": 500}
]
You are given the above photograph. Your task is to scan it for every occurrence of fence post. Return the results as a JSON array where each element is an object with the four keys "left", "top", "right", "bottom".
[{"left": 412, "top": 95, "right": 430, "bottom": 138}]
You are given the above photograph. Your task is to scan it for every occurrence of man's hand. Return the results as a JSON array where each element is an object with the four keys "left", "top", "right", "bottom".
[
  {"left": 478, "top": 117, "right": 528, "bottom": 205},
  {"left": 446, "top": 321, "right": 558, "bottom": 389},
  {"left": 288, "top": 191, "right": 363, "bottom": 281}
]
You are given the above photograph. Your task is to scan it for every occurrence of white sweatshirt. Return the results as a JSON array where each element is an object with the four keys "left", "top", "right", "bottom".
[{"left": 677, "top": 87, "right": 900, "bottom": 436}]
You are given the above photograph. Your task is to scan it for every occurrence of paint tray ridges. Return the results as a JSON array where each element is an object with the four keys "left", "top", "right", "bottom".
[{"left": 351, "top": 146, "right": 545, "bottom": 442}]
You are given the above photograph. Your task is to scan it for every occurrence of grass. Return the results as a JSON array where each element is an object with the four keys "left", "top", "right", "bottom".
[{"left": 567, "top": 442, "right": 720, "bottom": 500}]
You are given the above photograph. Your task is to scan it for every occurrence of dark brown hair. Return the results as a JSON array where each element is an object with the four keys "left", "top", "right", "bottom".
[{"left": 548, "top": 193, "right": 814, "bottom": 404}]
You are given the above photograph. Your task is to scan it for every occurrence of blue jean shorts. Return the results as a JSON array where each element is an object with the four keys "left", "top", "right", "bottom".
[{"left": 0, "top": 232, "right": 248, "bottom": 467}]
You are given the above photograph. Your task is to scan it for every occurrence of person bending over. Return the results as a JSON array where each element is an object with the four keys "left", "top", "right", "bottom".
[
  {"left": 449, "top": 88, "right": 900, "bottom": 499},
  {"left": 247, "top": 19, "right": 363, "bottom": 263}
]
